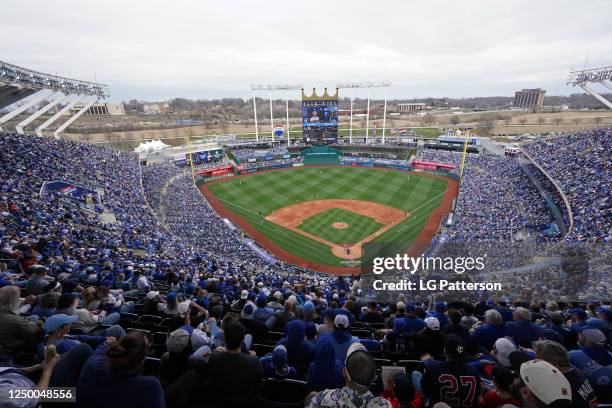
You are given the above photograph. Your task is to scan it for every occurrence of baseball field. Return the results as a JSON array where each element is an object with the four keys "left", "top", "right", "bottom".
[{"left": 200, "top": 167, "right": 457, "bottom": 274}]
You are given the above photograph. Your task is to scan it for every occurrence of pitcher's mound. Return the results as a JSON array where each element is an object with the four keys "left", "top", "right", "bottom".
[{"left": 332, "top": 222, "right": 348, "bottom": 229}]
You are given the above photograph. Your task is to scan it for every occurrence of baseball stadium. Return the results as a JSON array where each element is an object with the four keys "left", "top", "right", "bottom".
[{"left": 0, "top": 1, "right": 611, "bottom": 407}]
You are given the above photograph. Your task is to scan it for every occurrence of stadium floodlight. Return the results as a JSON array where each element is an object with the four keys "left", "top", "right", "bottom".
[
  {"left": 250, "top": 84, "right": 303, "bottom": 144},
  {"left": 566, "top": 66, "right": 612, "bottom": 109},
  {"left": 336, "top": 81, "right": 392, "bottom": 143}
]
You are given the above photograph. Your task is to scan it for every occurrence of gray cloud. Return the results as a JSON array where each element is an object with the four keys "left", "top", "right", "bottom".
[{"left": 1, "top": 0, "right": 610, "bottom": 101}]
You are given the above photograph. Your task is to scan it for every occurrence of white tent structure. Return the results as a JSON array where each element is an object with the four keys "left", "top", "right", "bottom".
[{"left": 134, "top": 139, "right": 170, "bottom": 153}]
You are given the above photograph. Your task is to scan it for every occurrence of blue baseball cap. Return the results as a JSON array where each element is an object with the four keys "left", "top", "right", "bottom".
[
  {"left": 45, "top": 314, "right": 78, "bottom": 334},
  {"left": 272, "top": 345, "right": 288, "bottom": 368},
  {"left": 570, "top": 309, "right": 587, "bottom": 320},
  {"left": 435, "top": 301, "right": 447, "bottom": 312},
  {"left": 303, "top": 301, "right": 315, "bottom": 314}
]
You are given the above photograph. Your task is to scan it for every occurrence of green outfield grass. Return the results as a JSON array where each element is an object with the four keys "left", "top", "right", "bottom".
[
  {"left": 206, "top": 167, "right": 448, "bottom": 267},
  {"left": 297, "top": 208, "right": 384, "bottom": 245}
]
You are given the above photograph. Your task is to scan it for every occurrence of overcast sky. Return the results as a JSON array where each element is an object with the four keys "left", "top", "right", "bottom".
[{"left": 2, "top": 0, "right": 611, "bottom": 102}]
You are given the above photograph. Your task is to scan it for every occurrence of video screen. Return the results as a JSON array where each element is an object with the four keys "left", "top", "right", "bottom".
[{"left": 302, "top": 100, "right": 338, "bottom": 144}]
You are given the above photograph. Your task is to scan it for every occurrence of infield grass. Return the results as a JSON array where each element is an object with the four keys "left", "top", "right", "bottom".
[
  {"left": 206, "top": 167, "right": 448, "bottom": 267},
  {"left": 297, "top": 208, "right": 384, "bottom": 245}
]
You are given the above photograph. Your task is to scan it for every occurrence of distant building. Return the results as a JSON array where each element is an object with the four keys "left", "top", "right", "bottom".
[
  {"left": 143, "top": 102, "right": 171, "bottom": 115},
  {"left": 397, "top": 103, "right": 425, "bottom": 112},
  {"left": 68, "top": 102, "right": 125, "bottom": 116},
  {"left": 514, "top": 89, "right": 546, "bottom": 108},
  {"left": 143, "top": 103, "right": 161, "bottom": 115}
]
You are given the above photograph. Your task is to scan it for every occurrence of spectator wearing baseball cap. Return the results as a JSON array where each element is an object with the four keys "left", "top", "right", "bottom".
[
  {"left": 569, "top": 327, "right": 612, "bottom": 395},
  {"left": 161, "top": 325, "right": 208, "bottom": 387},
  {"left": 412, "top": 317, "right": 444, "bottom": 359},
  {"left": 252, "top": 293, "right": 274, "bottom": 326},
  {"left": 319, "top": 314, "right": 359, "bottom": 365},
  {"left": 144, "top": 290, "right": 167, "bottom": 314},
  {"left": 569, "top": 308, "right": 589, "bottom": 332},
  {"left": 39, "top": 314, "right": 104, "bottom": 358},
  {"left": 306, "top": 342, "right": 391, "bottom": 407},
  {"left": 428, "top": 301, "right": 449, "bottom": 328},
  {"left": 260, "top": 344, "right": 299, "bottom": 380},
  {"left": 231, "top": 289, "right": 249, "bottom": 311},
  {"left": 534, "top": 340, "right": 599, "bottom": 407},
  {"left": 419, "top": 335, "right": 483, "bottom": 407},
  {"left": 277, "top": 319, "right": 315, "bottom": 368},
  {"left": 517, "top": 359, "right": 572, "bottom": 408}
]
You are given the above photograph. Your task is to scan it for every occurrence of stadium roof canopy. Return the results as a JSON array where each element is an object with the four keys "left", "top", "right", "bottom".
[{"left": 0, "top": 59, "right": 110, "bottom": 138}]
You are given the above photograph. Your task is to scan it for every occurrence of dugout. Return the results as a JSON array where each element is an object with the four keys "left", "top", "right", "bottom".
[{"left": 300, "top": 145, "right": 341, "bottom": 166}]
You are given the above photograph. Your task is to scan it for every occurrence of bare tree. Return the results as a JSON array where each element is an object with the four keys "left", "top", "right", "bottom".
[
  {"left": 537, "top": 117, "right": 545, "bottom": 126},
  {"left": 552, "top": 117, "right": 563, "bottom": 126},
  {"left": 449, "top": 115, "right": 461, "bottom": 125},
  {"left": 477, "top": 113, "right": 496, "bottom": 136},
  {"left": 518, "top": 118, "right": 528, "bottom": 126},
  {"left": 571, "top": 117, "right": 581, "bottom": 131},
  {"left": 594, "top": 117, "right": 603, "bottom": 126}
]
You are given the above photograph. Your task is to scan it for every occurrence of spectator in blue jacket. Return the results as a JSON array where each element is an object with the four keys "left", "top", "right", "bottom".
[
  {"left": 504, "top": 307, "right": 543, "bottom": 348},
  {"left": 320, "top": 314, "right": 359, "bottom": 365},
  {"left": 306, "top": 335, "right": 344, "bottom": 392},
  {"left": 277, "top": 319, "right": 315, "bottom": 368},
  {"left": 470, "top": 309, "right": 505, "bottom": 351}
]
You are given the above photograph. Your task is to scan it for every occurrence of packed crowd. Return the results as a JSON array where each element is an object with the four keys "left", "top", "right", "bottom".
[
  {"left": 0, "top": 131, "right": 610, "bottom": 407},
  {"left": 230, "top": 147, "right": 290, "bottom": 162},
  {"left": 522, "top": 128, "right": 611, "bottom": 243},
  {"left": 241, "top": 157, "right": 304, "bottom": 170},
  {"left": 340, "top": 157, "right": 411, "bottom": 167}
]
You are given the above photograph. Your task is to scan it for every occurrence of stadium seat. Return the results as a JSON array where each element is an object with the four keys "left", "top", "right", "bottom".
[
  {"left": 127, "top": 328, "right": 151, "bottom": 338},
  {"left": 367, "top": 322, "right": 387, "bottom": 331},
  {"left": 351, "top": 329, "right": 372, "bottom": 339},
  {"left": 138, "top": 315, "right": 162, "bottom": 324},
  {"left": 374, "top": 358, "right": 393, "bottom": 370},
  {"left": 251, "top": 343, "right": 274, "bottom": 357},
  {"left": 151, "top": 332, "right": 168, "bottom": 344},
  {"left": 265, "top": 331, "right": 285, "bottom": 343},
  {"left": 257, "top": 378, "right": 309, "bottom": 408},
  {"left": 396, "top": 359, "right": 425, "bottom": 373},
  {"left": 120, "top": 312, "right": 138, "bottom": 321},
  {"left": 143, "top": 357, "right": 161, "bottom": 377}
]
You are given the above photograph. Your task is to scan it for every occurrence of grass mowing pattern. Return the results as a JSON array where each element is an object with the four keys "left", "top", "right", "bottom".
[
  {"left": 297, "top": 208, "right": 384, "bottom": 245},
  {"left": 207, "top": 167, "right": 447, "bottom": 267}
]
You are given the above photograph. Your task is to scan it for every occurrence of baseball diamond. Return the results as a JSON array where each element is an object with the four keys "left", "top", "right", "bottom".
[{"left": 201, "top": 166, "right": 458, "bottom": 274}]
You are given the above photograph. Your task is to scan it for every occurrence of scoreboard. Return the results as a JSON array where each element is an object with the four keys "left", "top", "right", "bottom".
[{"left": 302, "top": 88, "right": 338, "bottom": 145}]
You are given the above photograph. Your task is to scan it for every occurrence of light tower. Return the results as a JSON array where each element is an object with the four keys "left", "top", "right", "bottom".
[
  {"left": 336, "top": 81, "right": 391, "bottom": 144},
  {"left": 250, "top": 84, "right": 302, "bottom": 144},
  {"left": 566, "top": 66, "right": 612, "bottom": 109}
]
